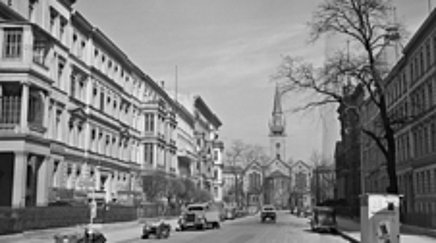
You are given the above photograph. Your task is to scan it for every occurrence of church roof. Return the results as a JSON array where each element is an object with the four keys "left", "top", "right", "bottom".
[
  {"left": 266, "top": 170, "right": 289, "bottom": 178},
  {"left": 243, "top": 160, "right": 264, "bottom": 173},
  {"left": 265, "top": 157, "right": 291, "bottom": 169},
  {"left": 289, "top": 160, "right": 312, "bottom": 169}
]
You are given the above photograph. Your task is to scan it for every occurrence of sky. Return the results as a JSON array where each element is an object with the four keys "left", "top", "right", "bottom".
[{"left": 76, "top": 0, "right": 432, "bottom": 163}]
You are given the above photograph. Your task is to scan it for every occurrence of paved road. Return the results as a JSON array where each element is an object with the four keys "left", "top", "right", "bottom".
[{"left": 117, "top": 212, "right": 351, "bottom": 243}]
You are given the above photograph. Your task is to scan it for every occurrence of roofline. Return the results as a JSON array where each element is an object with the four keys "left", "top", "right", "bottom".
[
  {"left": 290, "top": 160, "right": 312, "bottom": 169},
  {"left": 0, "top": 1, "right": 27, "bottom": 21},
  {"left": 194, "top": 96, "right": 222, "bottom": 128},
  {"left": 71, "top": 11, "right": 93, "bottom": 35},
  {"left": 403, "top": 7, "right": 436, "bottom": 54}
]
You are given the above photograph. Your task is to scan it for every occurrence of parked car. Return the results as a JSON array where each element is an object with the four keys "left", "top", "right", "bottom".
[
  {"left": 77, "top": 227, "right": 106, "bottom": 243},
  {"left": 178, "top": 202, "right": 221, "bottom": 230},
  {"left": 224, "top": 206, "right": 236, "bottom": 220},
  {"left": 309, "top": 206, "right": 337, "bottom": 233},
  {"left": 260, "top": 205, "right": 277, "bottom": 223},
  {"left": 142, "top": 219, "right": 171, "bottom": 239}
]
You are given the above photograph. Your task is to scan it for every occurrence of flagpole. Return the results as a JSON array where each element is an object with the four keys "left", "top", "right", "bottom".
[{"left": 175, "top": 65, "right": 178, "bottom": 103}]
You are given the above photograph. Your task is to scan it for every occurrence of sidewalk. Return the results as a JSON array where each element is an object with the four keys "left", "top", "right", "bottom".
[
  {"left": 336, "top": 216, "right": 436, "bottom": 243},
  {"left": 0, "top": 216, "right": 178, "bottom": 243}
]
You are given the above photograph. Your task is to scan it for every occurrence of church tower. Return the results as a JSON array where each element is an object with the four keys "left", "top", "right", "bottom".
[{"left": 269, "top": 84, "right": 286, "bottom": 161}]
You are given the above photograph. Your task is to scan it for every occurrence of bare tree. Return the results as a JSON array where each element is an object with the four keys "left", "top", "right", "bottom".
[
  {"left": 224, "top": 140, "right": 270, "bottom": 207},
  {"left": 310, "top": 151, "right": 335, "bottom": 204},
  {"left": 277, "top": 0, "right": 407, "bottom": 193}
]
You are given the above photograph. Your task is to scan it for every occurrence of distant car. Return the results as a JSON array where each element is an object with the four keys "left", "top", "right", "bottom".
[
  {"left": 48, "top": 200, "right": 73, "bottom": 207},
  {"left": 225, "top": 207, "right": 236, "bottom": 220},
  {"left": 142, "top": 219, "right": 171, "bottom": 239},
  {"left": 260, "top": 205, "right": 277, "bottom": 223}
]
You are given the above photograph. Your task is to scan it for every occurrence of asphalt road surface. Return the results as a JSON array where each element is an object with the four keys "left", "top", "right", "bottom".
[{"left": 118, "top": 211, "right": 352, "bottom": 243}]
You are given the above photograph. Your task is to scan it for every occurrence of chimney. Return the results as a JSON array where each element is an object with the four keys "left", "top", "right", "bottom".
[{"left": 160, "top": 80, "right": 165, "bottom": 88}]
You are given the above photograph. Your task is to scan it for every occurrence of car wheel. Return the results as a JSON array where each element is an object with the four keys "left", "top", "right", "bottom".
[
  {"left": 141, "top": 234, "right": 149, "bottom": 239},
  {"left": 215, "top": 222, "right": 220, "bottom": 229},
  {"left": 163, "top": 228, "right": 170, "bottom": 238}
]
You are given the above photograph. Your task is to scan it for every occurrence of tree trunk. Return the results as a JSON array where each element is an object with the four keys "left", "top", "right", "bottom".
[{"left": 385, "top": 126, "right": 398, "bottom": 193}]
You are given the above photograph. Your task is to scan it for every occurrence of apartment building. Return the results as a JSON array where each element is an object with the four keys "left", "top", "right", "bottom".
[
  {"left": 0, "top": 0, "right": 184, "bottom": 207},
  {"left": 361, "top": 8, "right": 436, "bottom": 226},
  {"left": 192, "top": 96, "right": 223, "bottom": 198}
]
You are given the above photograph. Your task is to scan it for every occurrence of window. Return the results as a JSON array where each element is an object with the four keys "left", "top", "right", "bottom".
[
  {"left": 33, "top": 38, "right": 48, "bottom": 66},
  {"left": 70, "top": 74, "right": 76, "bottom": 98},
  {"left": 213, "top": 150, "right": 219, "bottom": 161},
  {"left": 420, "top": 50, "right": 424, "bottom": 76},
  {"left": 49, "top": 8, "right": 57, "bottom": 35},
  {"left": 57, "top": 57, "right": 65, "bottom": 87},
  {"left": 428, "top": 82, "right": 433, "bottom": 108},
  {"left": 29, "top": 0, "right": 36, "bottom": 20},
  {"left": 426, "top": 41, "right": 431, "bottom": 69},
  {"left": 144, "top": 143, "right": 154, "bottom": 165},
  {"left": 410, "top": 63, "right": 414, "bottom": 82},
  {"left": 100, "top": 90, "right": 105, "bottom": 111},
  {"left": 3, "top": 28, "right": 22, "bottom": 59},
  {"left": 59, "top": 18, "right": 67, "bottom": 42}
]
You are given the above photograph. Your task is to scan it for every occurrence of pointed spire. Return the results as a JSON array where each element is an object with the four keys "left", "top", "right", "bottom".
[
  {"left": 269, "top": 83, "right": 285, "bottom": 135},
  {"left": 272, "top": 83, "right": 282, "bottom": 115}
]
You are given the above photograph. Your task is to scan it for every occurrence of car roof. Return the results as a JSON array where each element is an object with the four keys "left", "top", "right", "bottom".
[
  {"left": 262, "top": 205, "right": 275, "bottom": 208},
  {"left": 313, "top": 206, "right": 335, "bottom": 212}
]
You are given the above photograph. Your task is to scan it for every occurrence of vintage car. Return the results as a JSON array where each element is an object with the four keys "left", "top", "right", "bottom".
[
  {"left": 260, "top": 205, "right": 277, "bottom": 223},
  {"left": 224, "top": 206, "right": 236, "bottom": 220},
  {"left": 141, "top": 219, "right": 171, "bottom": 239},
  {"left": 309, "top": 206, "right": 337, "bottom": 233},
  {"left": 179, "top": 202, "right": 221, "bottom": 230}
]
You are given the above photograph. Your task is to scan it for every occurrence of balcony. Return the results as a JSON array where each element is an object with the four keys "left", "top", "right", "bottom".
[
  {"left": 0, "top": 83, "right": 46, "bottom": 136},
  {"left": 0, "top": 25, "right": 53, "bottom": 80}
]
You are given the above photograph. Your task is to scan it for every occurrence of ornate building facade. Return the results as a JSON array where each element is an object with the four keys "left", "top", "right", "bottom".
[{"left": 0, "top": 0, "right": 223, "bottom": 208}]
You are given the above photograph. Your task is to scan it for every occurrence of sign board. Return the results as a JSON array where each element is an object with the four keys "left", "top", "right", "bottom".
[{"left": 360, "top": 194, "right": 401, "bottom": 243}]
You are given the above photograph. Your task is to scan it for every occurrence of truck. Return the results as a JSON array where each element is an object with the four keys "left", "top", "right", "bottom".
[{"left": 179, "top": 202, "right": 221, "bottom": 230}]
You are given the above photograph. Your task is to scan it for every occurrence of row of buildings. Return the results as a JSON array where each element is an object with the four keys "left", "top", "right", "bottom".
[
  {"left": 335, "top": 7, "right": 436, "bottom": 227},
  {"left": 221, "top": 86, "right": 313, "bottom": 211},
  {"left": 0, "top": 0, "right": 224, "bottom": 208}
]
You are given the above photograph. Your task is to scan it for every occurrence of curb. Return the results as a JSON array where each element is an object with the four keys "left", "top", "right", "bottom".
[
  {"left": 337, "top": 229, "right": 360, "bottom": 243},
  {"left": 401, "top": 224, "right": 436, "bottom": 239}
]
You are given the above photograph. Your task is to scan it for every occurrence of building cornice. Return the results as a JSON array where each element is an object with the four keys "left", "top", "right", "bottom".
[{"left": 194, "top": 96, "right": 222, "bottom": 128}]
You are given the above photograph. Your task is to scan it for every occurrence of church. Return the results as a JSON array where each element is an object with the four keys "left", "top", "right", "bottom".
[{"left": 225, "top": 85, "right": 313, "bottom": 211}]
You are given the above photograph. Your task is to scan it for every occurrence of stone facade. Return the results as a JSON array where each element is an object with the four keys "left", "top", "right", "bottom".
[{"left": 0, "top": 0, "right": 223, "bottom": 207}]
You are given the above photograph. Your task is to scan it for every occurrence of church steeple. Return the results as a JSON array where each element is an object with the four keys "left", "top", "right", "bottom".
[
  {"left": 269, "top": 84, "right": 285, "bottom": 136},
  {"left": 269, "top": 84, "right": 286, "bottom": 161}
]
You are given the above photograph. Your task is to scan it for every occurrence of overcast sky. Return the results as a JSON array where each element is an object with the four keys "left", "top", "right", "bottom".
[{"left": 76, "top": 0, "right": 432, "bottom": 163}]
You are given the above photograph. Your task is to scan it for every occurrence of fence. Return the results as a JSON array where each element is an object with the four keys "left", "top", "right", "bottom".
[
  {"left": 402, "top": 212, "right": 436, "bottom": 228},
  {"left": 0, "top": 205, "right": 137, "bottom": 235},
  {"left": 0, "top": 203, "right": 182, "bottom": 235}
]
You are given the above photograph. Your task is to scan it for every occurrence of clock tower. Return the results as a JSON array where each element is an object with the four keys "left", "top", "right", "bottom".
[{"left": 269, "top": 84, "right": 286, "bottom": 161}]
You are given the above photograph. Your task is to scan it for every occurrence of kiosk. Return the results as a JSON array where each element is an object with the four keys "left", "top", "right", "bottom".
[{"left": 360, "top": 194, "right": 401, "bottom": 243}]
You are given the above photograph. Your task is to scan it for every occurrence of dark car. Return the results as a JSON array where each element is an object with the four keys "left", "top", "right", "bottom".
[
  {"left": 260, "top": 205, "right": 277, "bottom": 223},
  {"left": 142, "top": 220, "right": 171, "bottom": 239},
  {"left": 309, "top": 206, "right": 337, "bottom": 233}
]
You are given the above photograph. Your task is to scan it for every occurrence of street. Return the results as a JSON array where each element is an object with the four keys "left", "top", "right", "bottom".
[{"left": 116, "top": 212, "right": 350, "bottom": 243}]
